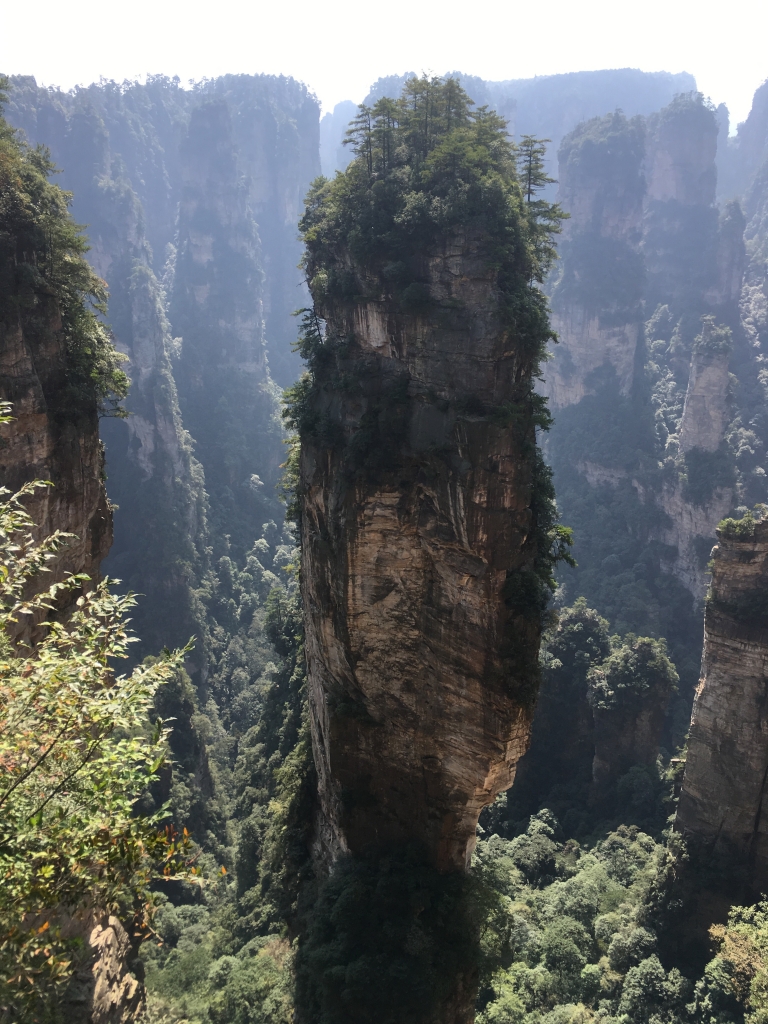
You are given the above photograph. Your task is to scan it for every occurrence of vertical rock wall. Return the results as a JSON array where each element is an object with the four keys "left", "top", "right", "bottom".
[
  {"left": 301, "top": 231, "right": 544, "bottom": 874},
  {"left": 545, "top": 110, "right": 646, "bottom": 407},
  {"left": 676, "top": 515, "right": 768, "bottom": 888},
  {"left": 0, "top": 311, "right": 111, "bottom": 595},
  {"left": 679, "top": 326, "right": 731, "bottom": 454}
]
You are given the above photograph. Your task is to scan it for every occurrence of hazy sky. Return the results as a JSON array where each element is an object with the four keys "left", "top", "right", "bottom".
[{"left": 2, "top": 0, "right": 766, "bottom": 128}]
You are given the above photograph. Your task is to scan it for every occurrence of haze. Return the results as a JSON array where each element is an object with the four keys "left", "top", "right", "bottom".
[{"left": 1, "top": 0, "right": 766, "bottom": 127}]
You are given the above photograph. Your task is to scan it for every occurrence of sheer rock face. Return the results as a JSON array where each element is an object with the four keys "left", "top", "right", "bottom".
[
  {"left": 0, "top": 309, "right": 111, "bottom": 615},
  {"left": 6, "top": 73, "right": 321, "bottom": 386},
  {"left": 651, "top": 481, "right": 733, "bottom": 598},
  {"left": 59, "top": 913, "right": 145, "bottom": 1024},
  {"left": 679, "top": 346, "right": 731, "bottom": 454},
  {"left": 676, "top": 519, "right": 768, "bottom": 886},
  {"left": 546, "top": 311, "right": 638, "bottom": 408},
  {"left": 644, "top": 106, "right": 717, "bottom": 207},
  {"left": 301, "top": 232, "right": 542, "bottom": 873},
  {"left": 543, "top": 113, "right": 645, "bottom": 411}
]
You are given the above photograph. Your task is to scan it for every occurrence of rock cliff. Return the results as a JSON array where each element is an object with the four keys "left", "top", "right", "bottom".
[
  {"left": 0, "top": 313, "right": 111, "bottom": 613},
  {"left": 301, "top": 233, "right": 542, "bottom": 873},
  {"left": 295, "top": 81, "right": 560, "bottom": 891},
  {"left": 546, "top": 110, "right": 646, "bottom": 408},
  {"left": 678, "top": 323, "right": 731, "bottom": 453},
  {"left": 541, "top": 93, "right": 744, "bottom": 708},
  {"left": 0, "top": 109, "right": 114, "bottom": 633},
  {"left": 675, "top": 513, "right": 768, "bottom": 890}
]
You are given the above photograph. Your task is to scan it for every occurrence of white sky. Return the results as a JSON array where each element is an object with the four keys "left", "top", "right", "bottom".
[{"left": 1, "top": 0, "right": 766, "bottom": 128}]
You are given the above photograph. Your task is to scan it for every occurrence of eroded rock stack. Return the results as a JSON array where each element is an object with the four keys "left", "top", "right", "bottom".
[
  {"left": 301, "top": 231, "right": 543, "bottom": 873},
  {"left": 676, "top": 513, "right": 768, "bottom": 889}
]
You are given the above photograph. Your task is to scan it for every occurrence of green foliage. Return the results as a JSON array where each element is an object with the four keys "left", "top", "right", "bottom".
[
  {"left": 587, "top": 635, "right": 678, "bottom": 713},
  {"left": 300, "top": 75, "right": 563, "bottom": 322},
  {"left": 694, "top": 317, "right": 733, "bottom": 356},
  {"left": 489, "top": 600, "right": 679, "bottom": 843},
  {"left": 143, "top": 583, "right": 311, "bottom": 1023},
  {"left": 718, "top": 507, "right": 763, "bottom": 540},
  {"left": 473, "top": 815, "right": 685, "bottom": 1024},
  {"left": 0, "top": 481, "right": 191, "bottom": 1018},
  {"left": 295, "top": 848, "right": 482, "bottom": 1024},
  {"left": 0, "top": 101, "right": 128, "bottom": 419}
]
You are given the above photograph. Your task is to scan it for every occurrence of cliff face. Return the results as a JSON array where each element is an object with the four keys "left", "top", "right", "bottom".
[
  {"left": 169, "top": 99, "right": 282, "bottom": 556},
  {"left": 0, "top": 121, "right": 113, "bottom": 629},
  {"left": 0, "top": 311, "right": 111, "bottom": 607},
  {"left": 302, "top": 231, "right": 541, "bottom": 873},
  {"left": 678, "top": 340, "right": 730, "bottom": 453},
  {"left": 546, "top": 110, "right": 646, "bottom": 406},
  {"left": 5, "top": 75, "right": 316, "bottom": 673},
  {"left": 676, "top": 515, "right": 768, "bottom": 889},
  {"left": 538, "top": 93, "right": 748, "bottom": 715},
  {"left": 7, "top": 74, "right": 320, "bottom": 388}
]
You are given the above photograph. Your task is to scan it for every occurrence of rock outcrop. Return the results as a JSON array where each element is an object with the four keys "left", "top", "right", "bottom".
[
  {"left": 678, "top": 330, "right": 731, "bottom": 454},
  {"left": 59, "top": 913, "right": 145, "bottom": 1024},
  {"left": 0, "top": 315, "right": 111, "bottom": 608},
  {"left": 675, "top": 514, "right": 768, "bottom": 889},
  {"left": 300, "top": 225, "right": 546, "bottom": 874}
]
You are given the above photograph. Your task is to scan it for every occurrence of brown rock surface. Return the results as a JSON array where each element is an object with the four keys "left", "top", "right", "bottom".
[
  {"left": 676, "top": 516, "right": 768, "bottom": 887},
  {"left": 301, "top": 230, "right": 543, "bottom": 873},
  {"left": 59, "top": 912, "right": 145, "bottom": 1024},
  {"left": 0, "top": 308, "right": 111, "bottom": 628}
]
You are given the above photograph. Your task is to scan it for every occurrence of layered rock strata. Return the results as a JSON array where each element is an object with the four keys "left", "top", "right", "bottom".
[
  {"left": 0, "top": 306, "right": 111, "bottom": 632},
  {"left": 675, "top": 516, "right": 768, "bottom": 888},
  {"left": 301, "top": 231, "right": 544, "bottom": 874}
]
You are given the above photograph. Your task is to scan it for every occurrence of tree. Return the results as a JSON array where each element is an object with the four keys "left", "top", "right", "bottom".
[
  {"left": 517, "top": 135, "right": 567, "bottom": 282},
  {"left": 0, "top": 458, "right": 192, "bottom": 1018}
]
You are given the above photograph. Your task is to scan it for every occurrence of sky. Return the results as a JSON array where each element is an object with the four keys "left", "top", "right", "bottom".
[{"left": 1, "top": 0, "right": 766, "bottom": 128}]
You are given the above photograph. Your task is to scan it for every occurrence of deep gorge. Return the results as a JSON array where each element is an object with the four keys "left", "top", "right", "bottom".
[{"left": 3, "top": 64, "right": 768, "bottom": 1024}]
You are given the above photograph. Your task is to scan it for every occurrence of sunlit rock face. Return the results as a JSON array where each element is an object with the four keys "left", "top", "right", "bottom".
[
  {"left": 676, "top": 516, "right": 768, "bottom": 889},
  {"left": 300, "top": 229, "right": 544, "bottom": 874}
]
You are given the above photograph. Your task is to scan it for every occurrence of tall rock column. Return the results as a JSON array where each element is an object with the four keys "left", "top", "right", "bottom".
[
  {"left": 678, "top": 317, "right": 732, "bottom": 454},
  {"left": 301, "top": 235, "right": 543, "bottom": 874},
  {"left": 295, "top": 80, "right": 561, "bottom": 880},
  {"left": 676, "top": 512, "right": 768, "bottom": 889}
]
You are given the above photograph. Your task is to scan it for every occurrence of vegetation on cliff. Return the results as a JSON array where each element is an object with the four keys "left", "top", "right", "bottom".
[
  {"left": 0, "top": 79, "right": 127, "bottom": 420},
  {"left": 0, "top": 472, "right": 191, "bottom": 1020}
]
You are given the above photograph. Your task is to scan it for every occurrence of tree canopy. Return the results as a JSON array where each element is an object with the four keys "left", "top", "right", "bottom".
[{"left": 300, "top": 76, "right": 564, "bottom": 321}]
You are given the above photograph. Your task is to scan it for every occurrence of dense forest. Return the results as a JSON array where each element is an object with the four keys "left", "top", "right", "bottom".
[{"left": 2, "top": 62, "right": 768, "bottom": 1024}]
